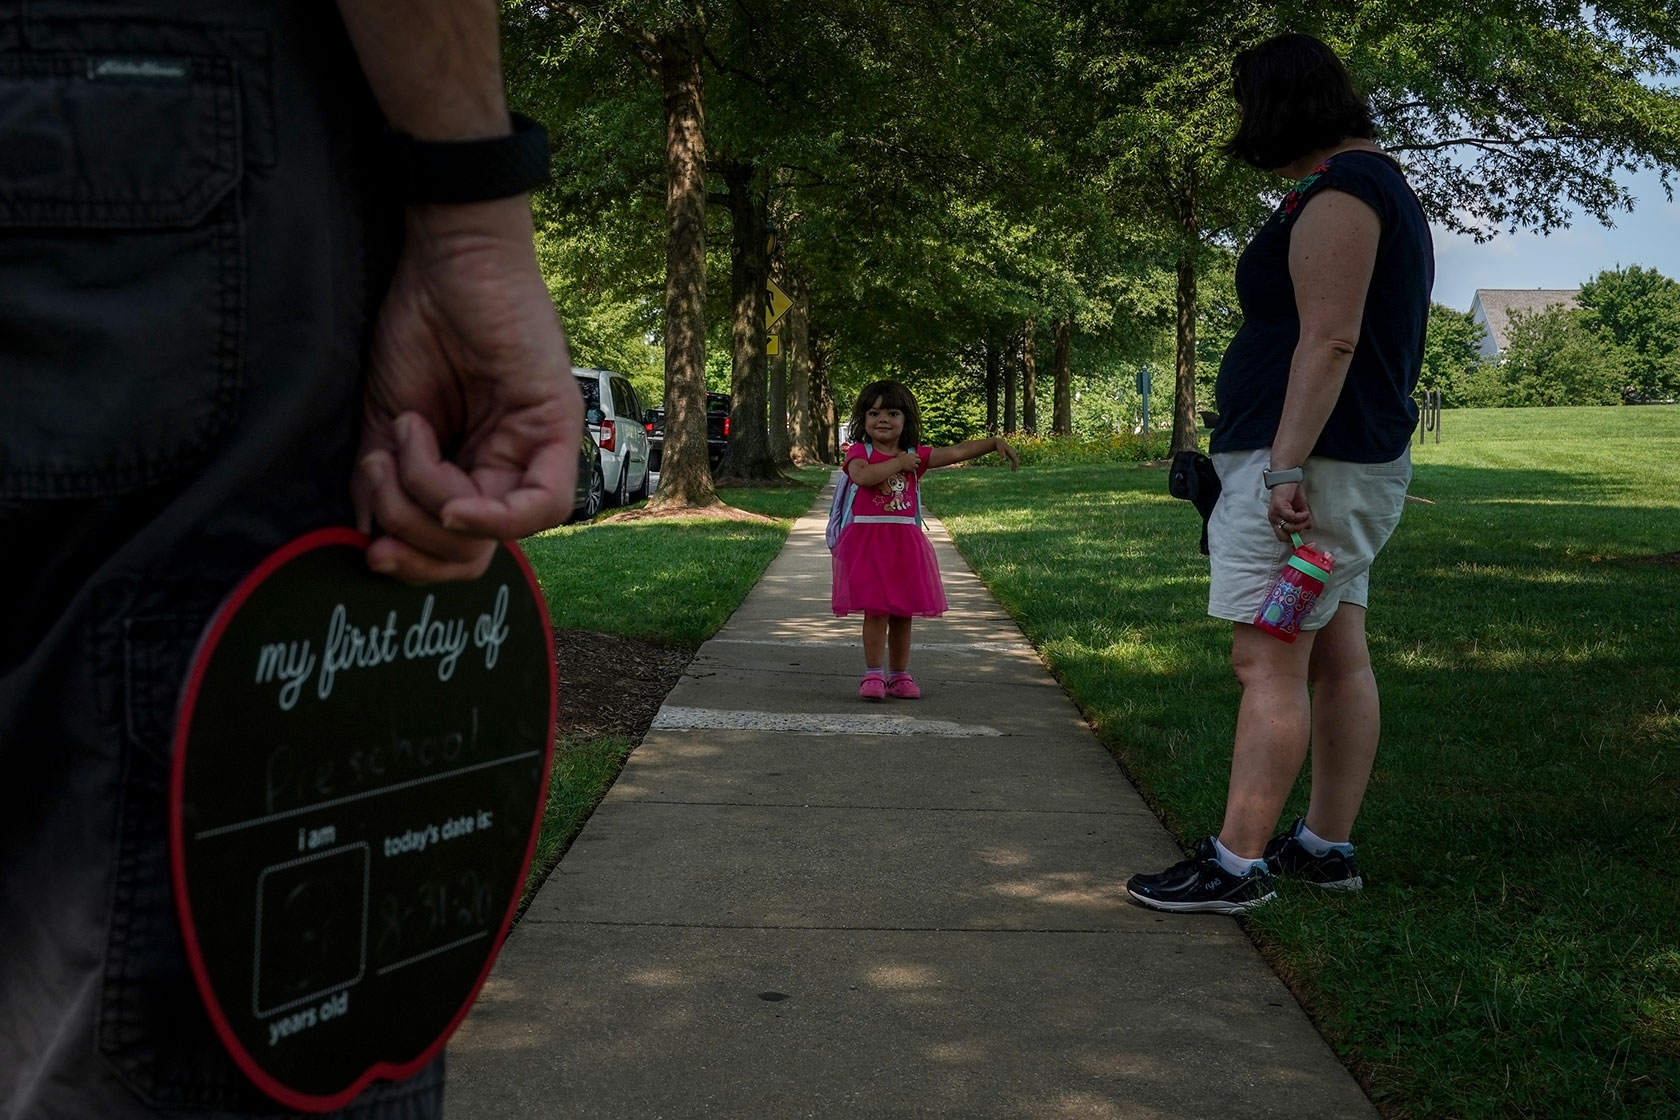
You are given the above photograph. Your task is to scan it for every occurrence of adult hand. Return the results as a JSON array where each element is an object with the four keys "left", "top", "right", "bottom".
[
  {"left": 1268, "top": 481, "right": 1313, "bottom": 542},
  {"left": 351, "top": 198, "right": 583, "bottom": 582},
  {"left": 995, "top": 437, "right": 1019, "bottom": 471}
]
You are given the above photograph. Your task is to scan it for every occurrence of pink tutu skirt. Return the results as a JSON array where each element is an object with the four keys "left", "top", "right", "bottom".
[{"left": 831, "top": 523, "right": 948, "bottom": 617}]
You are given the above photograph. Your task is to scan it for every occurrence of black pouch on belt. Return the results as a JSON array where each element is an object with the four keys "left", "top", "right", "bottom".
[{"left": 1167, "top": 450, "right": 1222, "bottom": 555}]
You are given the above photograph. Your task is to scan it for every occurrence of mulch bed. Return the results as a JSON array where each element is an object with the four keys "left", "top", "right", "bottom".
[
  {"left": 598, "top": 502, "right": 779, "bottom": 525},
  {"left": 552, "top": 628, "right": 696, "bottom": 739}
]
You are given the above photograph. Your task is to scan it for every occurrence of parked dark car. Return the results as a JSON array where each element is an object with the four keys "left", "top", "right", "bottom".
[
  {"left": 566, "top": 413, "right": 605, "bottom": 523},
  {"left": 644, "top": 392, "right": 731, "bottom": 472},
  {"left": 643, "top": 408, "right": 661, "bottom": 470}
]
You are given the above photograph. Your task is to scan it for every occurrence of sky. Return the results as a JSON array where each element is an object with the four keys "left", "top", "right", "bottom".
[
  {"left": 1430, "top": 61, "right": 1680, "bottom": 312},
  {"left": 1431, "top": 163, "right": 1680, "bottom": 312}
]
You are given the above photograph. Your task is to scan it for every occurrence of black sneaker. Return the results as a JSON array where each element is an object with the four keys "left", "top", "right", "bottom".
[
  {"left": 1263, "top": 818, "right": 1364, "bottom": 890},
  {"left": 1126, "top": 837, "right": 1277, "bottom": 914}
]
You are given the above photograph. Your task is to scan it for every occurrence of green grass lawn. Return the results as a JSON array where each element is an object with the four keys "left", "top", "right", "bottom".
[
  {"left": 923, "top": 407, "right": 1680, "bottom": 1120},
  {"left": 515, "top": 467, "right": 830, "bottom": 910},
  {"left": 523, "top": 467, "right": 830, "bottom": 644}
]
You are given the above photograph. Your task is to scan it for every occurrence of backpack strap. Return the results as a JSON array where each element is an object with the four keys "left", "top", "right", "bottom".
[{"left": 908, "top": 444, "right": 925, "bottom": 530}]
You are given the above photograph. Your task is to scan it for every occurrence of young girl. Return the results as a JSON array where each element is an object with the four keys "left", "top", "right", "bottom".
[{"left": 831, "top": 379, "right": 1018, "bottom": 699}]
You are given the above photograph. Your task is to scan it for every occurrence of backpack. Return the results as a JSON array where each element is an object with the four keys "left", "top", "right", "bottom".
[
  {"left": 825, "top": 443, "right": 926, "bottom": 550},
  {"left": 825, "top": 443, "right": 868, "bottom": 550}
]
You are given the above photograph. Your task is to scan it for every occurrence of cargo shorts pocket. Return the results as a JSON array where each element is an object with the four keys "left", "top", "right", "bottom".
[
  {"left": 0, "top": 52, "right": 244, "bottom": 500},
  {"left": 101, "top": 602, "right": 259, "bottom": 1108}
]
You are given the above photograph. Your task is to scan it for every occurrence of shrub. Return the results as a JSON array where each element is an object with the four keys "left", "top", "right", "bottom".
[{"left": 980, "top": 430, "right": 1172, "bottom": 466}]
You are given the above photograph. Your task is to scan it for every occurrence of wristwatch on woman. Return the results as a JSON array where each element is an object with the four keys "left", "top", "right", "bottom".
[{"left": 1262, "top": 465, "right": 1303, "bottom": 488}]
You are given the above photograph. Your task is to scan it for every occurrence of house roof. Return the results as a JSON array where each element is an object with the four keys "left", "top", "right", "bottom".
[{"left": 1470, "top": 289, "right": 1580, "bottom": 352}]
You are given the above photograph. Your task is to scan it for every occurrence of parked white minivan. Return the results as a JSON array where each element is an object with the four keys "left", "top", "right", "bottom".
[{"left": 573, "top": 368, "right": 652, "bottom": 506}]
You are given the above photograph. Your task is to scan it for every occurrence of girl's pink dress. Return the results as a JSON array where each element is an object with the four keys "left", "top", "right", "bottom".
[{"left": 831, "top": 444, "right": 948, "bottom": 618}]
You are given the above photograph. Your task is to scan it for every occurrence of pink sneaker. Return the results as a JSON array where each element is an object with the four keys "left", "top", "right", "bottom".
[
  {"left": 858, "top": 674, "right": 887, "bottom": 700},
  {"left": 886, "top": 674, "right": 921, "bottom": 699}
]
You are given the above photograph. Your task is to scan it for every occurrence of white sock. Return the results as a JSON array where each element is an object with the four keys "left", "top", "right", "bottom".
[
  {"left": 1213, "top": 837, "right": 1264, "bottom": 876},
  {"left": 887, "top": 670, "right": 910, "bottom": 681},
  {"left": 1297, "top": 820, "right": 1353, "bottom": 856},
  {"left": 863, "top": 667, "right": 885, "bottom": 678}
]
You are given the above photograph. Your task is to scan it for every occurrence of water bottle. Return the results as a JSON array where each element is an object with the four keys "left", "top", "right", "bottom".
[{"left": 1254, "top": 534, "right": 1334, "bottom": 643}]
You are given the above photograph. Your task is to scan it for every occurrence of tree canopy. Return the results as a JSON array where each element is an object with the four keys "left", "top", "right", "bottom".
[
  {"left": 1579, "top": 264, "right": 1680, "bottom": 399},
  {"left": 1419, "top": 302, "right": 1489, "bottom": 407},
  {"left": 506, "top": 0, "right": 1680, "bottom": 489}
]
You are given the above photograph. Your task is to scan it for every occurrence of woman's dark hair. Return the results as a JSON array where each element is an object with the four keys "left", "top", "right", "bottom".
[
  {"left": 1222, "top": 33, "right": 1374, "bottom": 171},
  {"left": 848, "top": 379, "right": 921, "bottom": 451}
]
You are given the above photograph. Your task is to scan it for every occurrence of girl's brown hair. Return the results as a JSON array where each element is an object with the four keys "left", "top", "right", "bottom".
[{"left": 847, "top": 379, "right": 922, "bottom": 452}]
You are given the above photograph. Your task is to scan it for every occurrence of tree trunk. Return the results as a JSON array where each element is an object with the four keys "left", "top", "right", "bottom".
[
  {"left": 1003, "top": 333, "right": 1018, "bottom": 433},
  {"left": 716, "top": 161, "right": 781, "bottom": 483},
  {"left": 648, "top": 21, "right": 715, "bottom": 509},
  {"left": 1022, "top": 317, "right": 1038, "bottom": 434},
  {"left": 810, "top": 328, "right": 829, "bottom": 461},
  {"left": 768, "top": 259, "right": 794, "bottom": 469},
  {"left": 1000, "top": 331, "right": 1017, "bottom": 435},
  {"left": 786, "top": 273, "right": 821, "bottom": 465},
  {"left": 984, "top": 333, "right": 1000, "bottom": 434},
  {"left": 812, "top": 331, "right": 837, "bottom": 461},
  {"left": 769, "top": 343, "right": 792, "bottom": 470},
  {"left": 1052, "top": 317, "right": 1072, "bottom": 436},
  {"left": 1173, "top": 253, "right": 1199, "bottom": 453},
  {"left": 1172, "top": 170, "right": 1200, "bottom": 454}
]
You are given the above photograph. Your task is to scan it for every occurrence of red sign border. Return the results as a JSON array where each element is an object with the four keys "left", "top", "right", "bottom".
[{"left": 167, "top": 528, "right": 557, "bottom": 1112}]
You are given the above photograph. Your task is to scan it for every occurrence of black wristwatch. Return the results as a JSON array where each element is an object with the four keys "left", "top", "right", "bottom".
[{"left": 387, "top": 112, "right": 551, "bottom": 205}]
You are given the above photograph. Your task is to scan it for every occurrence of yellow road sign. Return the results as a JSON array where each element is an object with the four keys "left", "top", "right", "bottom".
[
  {"left": 766, "top": 333, "right": 781, "bottom": 357},
  {"left": 764, "top": 279, "right": 792, "bottom": 329}
]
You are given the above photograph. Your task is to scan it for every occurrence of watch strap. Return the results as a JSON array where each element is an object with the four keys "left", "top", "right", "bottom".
[
  {"left": 388, "top": 112, "right": 551, "bottom": 205},
  {"left": 1263, "top": 465, "right": 1304, "bottom": 488}
]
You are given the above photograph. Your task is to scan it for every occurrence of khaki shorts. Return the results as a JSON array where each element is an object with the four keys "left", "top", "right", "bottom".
[{"left": 1207, "top": 447, "right": 1411, "bottom": 630}]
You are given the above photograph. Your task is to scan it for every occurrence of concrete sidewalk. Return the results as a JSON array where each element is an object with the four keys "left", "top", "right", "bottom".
[{"left": 445, "top": 482, "right": 1377, "bottom": 1119}]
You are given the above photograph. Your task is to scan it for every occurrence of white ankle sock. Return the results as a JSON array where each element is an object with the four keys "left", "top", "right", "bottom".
[
  {"left": 863, "top": 667, "right": 885, "bottom": 678},
  {"left": 887, "top": 670, "right": 909, "bottom": 681},
  {"left": 1297, "top": 820, "right": 1353, "bottom": 856},
  {"left": 1213, "top": 837, "right": 1264, "bottom": 876}
]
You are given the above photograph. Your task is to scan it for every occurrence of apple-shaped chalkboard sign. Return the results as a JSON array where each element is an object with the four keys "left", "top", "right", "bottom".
[{"left": 169, "top": 529, "right": 555, "bottom": 1111}]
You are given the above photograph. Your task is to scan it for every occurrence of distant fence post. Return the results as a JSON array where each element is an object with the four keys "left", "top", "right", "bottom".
[{"left": 1416, "top": 390, "right": 1442, "bottom": 445}]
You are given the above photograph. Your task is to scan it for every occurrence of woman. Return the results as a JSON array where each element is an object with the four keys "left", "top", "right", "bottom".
[{"left": 1127, "top": 33, "right": 1433, "bottom": 913}]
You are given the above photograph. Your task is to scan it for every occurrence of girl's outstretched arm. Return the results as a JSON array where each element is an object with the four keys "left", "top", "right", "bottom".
[{"left": 927, "top": 437, "right": 1018, "bottom": 471}]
